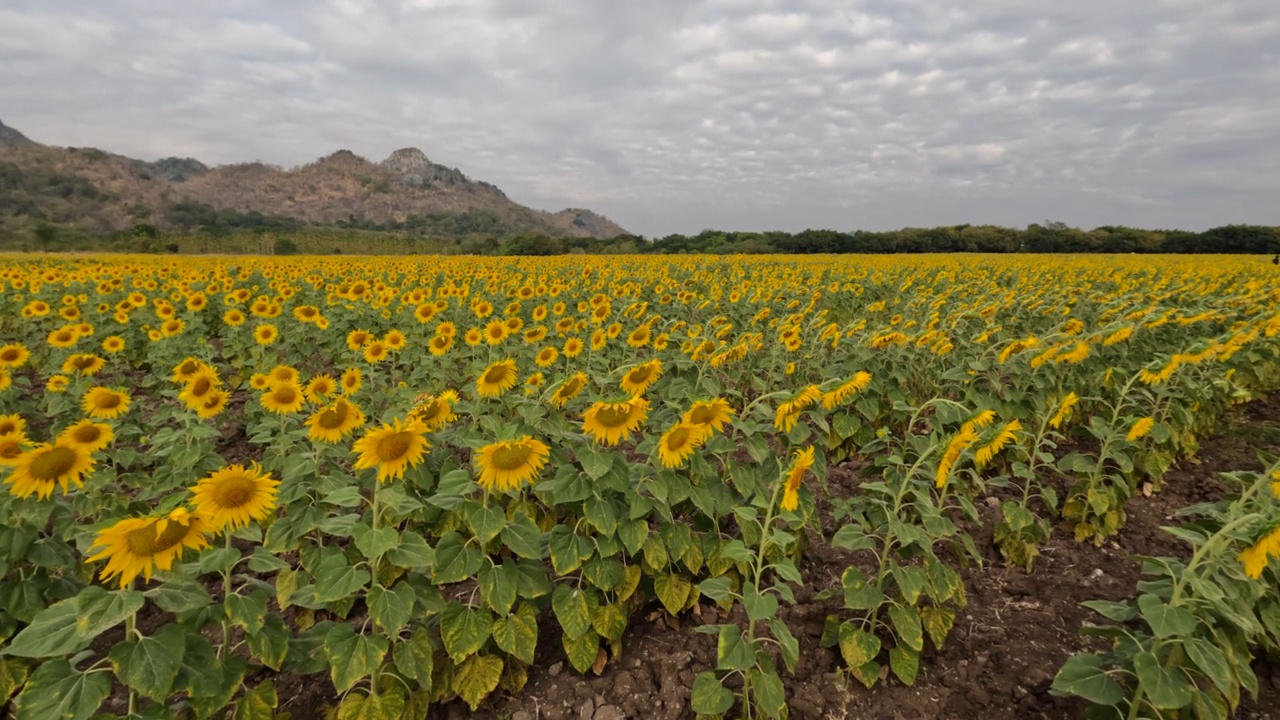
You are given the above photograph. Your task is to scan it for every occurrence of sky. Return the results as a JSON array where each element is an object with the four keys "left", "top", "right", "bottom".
[{"left": 1, "top": 0, "right": 1277, "bottom": 238}]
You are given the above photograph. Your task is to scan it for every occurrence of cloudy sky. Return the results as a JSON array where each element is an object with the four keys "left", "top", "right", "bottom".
[{"left": 1, "top": 0, "right": 1277, "bottom": 237}]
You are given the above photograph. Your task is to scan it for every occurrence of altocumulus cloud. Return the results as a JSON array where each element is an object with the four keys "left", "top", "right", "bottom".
[{"left": 1, "top": 0, "right": 1277, "bottom": 236}]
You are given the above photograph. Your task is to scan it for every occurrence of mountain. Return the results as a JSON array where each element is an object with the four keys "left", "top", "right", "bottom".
[{"left": 0, "top": 119, "right": 629, "bottom": 240}]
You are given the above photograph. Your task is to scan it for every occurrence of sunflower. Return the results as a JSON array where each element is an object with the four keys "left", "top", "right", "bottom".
[
  {"left": 484, "top": 320, "right": 510, "bottom": 345},
  {"left": 268, "top": 365, "right": 299, "bottom": 386},
  {"left": 352, "top": 417, "right": 431, "bottom": 482},
  {"left": 563, "top": 337, "right": 584, "bottom": 357},
  {"left": 102, "top": 336, "right": 126, "bottom": 353},
  {"left": 384, "top": 329, "right": 407, "bottom": 350},
  {"left": 179, "top": 370, "right": 222, "bottom": 409},
  {"left": 254, "top": 324, "right": 279, "bottom": 345},
  {"left": 620, "top": 359, "right": 664, "bottom": 395},
  {"left": 0, "top": 343, "right": 30, "bottom": 368},
  {"left": 223, "top": 309, "right": 246, "bottom": 326},
  {"left": 475, "top": 436, "right": 550, "bottom": 492},
  {"left": 196, "top": 389, "right": 230, "bottom": 419},
  {"left": 774, "top": 386, "right": 822, "bottom": 433},
  {"left": 305, "top": 374, "right": 337, "bottom": 403},
  {"left": 476, "top": 359, "right": 519, "bottom": 398},
  {"left": 780, "top": 446, "right": 815, "bottom": 512},
  {"left": 261, "top": 381, "right": 305, "bottom": 415},
  {"left": 249, "top": 373, "right": 271, "bottom": 391},
  {"left": 4, "top": 441, "right": 95, "bottom": 499},
  {"left": 363, "top": 340, "right": 390, "bottom": 364},
  {"left": 535, "top": 346, "right": 559, "bottom": 367},
  {"left": 821, "top": 372, "right": 873, "bottom": 410},
  {"left": 428, "top": 334, "right": 454, "bottom": 356},
  {"left": 582, "top": 396, "right": 649, "bottom": 446},
  {"left": 409, "top": 394, "right": 456, "bottom": 430},
  {"left": 436, "top": 321, "right": 457, "bottom": 338},
  {"left": 47, "top": 375, "right": 71, "bottom": 392},
  {"left": 83, "top": 387, "right": 131, "bottom": 419},
  {"left": 0, "top": 370, "right": 9, "bottom": 393},
  {"left": 626, "top": 324, "right": 652, "bottom": 348},
  {"left": 341, "top": 368, "right": 363, "bottom": 395},
  {"left": 47, "top": 327, "right": 79, "bottom": 348},
  {"left": 293, "top": 305, "right": 321, "bottom": 323},
  {"left": 87, "top": 507, "right": 211, "bottom": 587},
  {"left": 0, "top": 435, "right": 26, "bottom": 466},
  {"left": 464, "top": 328, "right": 484, "bottom": 346},
  {"left": 189, "top": 464, "right": 280, "bottom": 531},
  {"left": 161, "top": 319, "right": 186, "bottom": 337},
  {"left": 306, "top": 397, "right": 367, "bottom": 442},
  {"left": 0, "top": 414, "right": 26, "bottom": 437},
  {"left": 1049, "top": 393, "right": 1079, "bottom": 429},
  {"left": 58, "top": 420, "right": 114, "bottom": 453},
  {"left": 683, "top": 398, "right": 735, "bottom": 433},
  {"left": 1127, "top": 417, "right": 1155, "bottom": 442},
  {"left": 171, "top": 357, "right": 211, "bottom": 384},
  {"left": 549, "top": 372, "right": 589, "bottom": 408},
  {"left": 656, "top": 422, "right": 710, "bottom": 469},
  {"left": 975, "top": 420, "right": 1022, "bottom": 468}
]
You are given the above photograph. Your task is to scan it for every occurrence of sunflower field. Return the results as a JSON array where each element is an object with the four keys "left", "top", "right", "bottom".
[{"left": 0, "top": 253, "right": 1279, "bottom": 719}]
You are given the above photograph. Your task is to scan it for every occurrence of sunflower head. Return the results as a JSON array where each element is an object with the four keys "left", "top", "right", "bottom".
[
  {"left": 656, "top": 421, "right": 710, "bottom": 469},
  {"left": 341, "top": 368, "right": 363, "bottom": 395},
  {"left": 0, "top": 414, "right": 27, "bottom": 438},
  {"left": 619, "top": 359, "right": 664, "bottom": 395},
  {"left": 190, "top": 464, "right": 280, "bottom": 531},
  {"left": 83, "top": 387, "right": 131, "bottom": 419},
  {"left": 306, "top": 397, "right": 366, "bottom": 443},
  {"left": 261, "top": 381, "right": 305, "bottom": 415},
  {"left": 476, "top": 359, "right": 519, "bottom": 398},
  {"left": 87, "top": 508, "right": 211, "bottom": 587},
  {"left": 582, "top": 396, "right": 650, "bottom": 446},
  {"left": 683, "top": 398, "right": 735, "bottom": 433},
  {"left": 0, "top": 435, "right": 27, "bottom": 466},
  {"left": 5, "top": 441, "right": 95, "bottom": 499},
  {"left": 352, "top": 417, "right": 431, "bottom": 483},
  {"left": 549, "top": 372, "right": 589, "bottom": 409},
  {"left": 476, "top": 436, "right": 550, "bottom": 493},
  {"left": 58, "top": 420, "right": 114, "bottom": 453}
]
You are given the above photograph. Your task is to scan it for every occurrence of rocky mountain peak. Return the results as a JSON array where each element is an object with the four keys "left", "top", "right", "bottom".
[{"left": 379, "top": 147, "right": 468, "bottom": 187}]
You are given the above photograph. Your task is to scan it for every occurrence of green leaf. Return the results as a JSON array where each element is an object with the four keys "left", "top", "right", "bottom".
[
  {"left": 1050, "top": 654, "right": 1126, "bottom": 705},
  {"left": 465, "top": 504, "right": 506, "bottom": 545},
  {"left": 749, "top": 667, "right": 786, "bottom": 718},
  {"left": 336, "top": 688, "right": 407, "bottom": 720},
  {"left": 891, "top": 566, "right": 925, "bottom": 605},
  {"left": 841, "top": 567, "right": 883, "bottom": 610},
  {"left": 232, "top": 679, "right": 278, "bottom": 720},
  {"left": 354, "top": 525, "right": 400, "bottom": 562},
  {"left": 452, "top": 654, "right": 503, "bottom": 711},
  {"left": 578, "top": 445, "right": 612, "bottom": 480},
  {"left": 175, "top": 634, "right": 223, "bottom": 699},
  {"left": 2, "top": 597, "right": 87, "bottom": 658},
  {"left": 323, "top": 486, "right": 365, "bottom": 507},
  {"left": 440, "top": 603, "right": 494, "bottom": 663},
  {"left": 889, "top": 605, "right": 924, "bottom": 652},
  {"left": 392, "top": 627, "right": 435, "bottom": 687},
  {"left": 691, "top": 671, "right": 734, "bottom": 715},
  {"left": 386, "top": 532, "right": 435, "bottom": 568},
  {"left": 592, "top": 602, "right": 628, "bottom": 644},
  {"left": 830, "top": 525, "right": 876, "bottom": 551},
  {"left": 324, "top": 624, "right": 389, "bottom": 694},
  {"left": 918, "top": 606, "right": 956, "bottom": 651},
  {"left": 547, "top": 526, "right": 584, "bottom": 575},
  {"left": 13, "top": 659, "right": 110, "bottom": 720},
  {"left": 247, "top": 614, "right": 291, "bottom": 671},
  {"left": 479, "top": 562, "right": 519, "bottom": 616},
  {"left": 148, "top": 581, "right": 213, "bottom": 614},
  {"left": 562, "top": 629, "right": 600, "bottom": 674},
  {"left": 491, "top": 605, "right": 539, "bottom": 665},
  {"left": 889, "top": 646, "right": 920, "bottom": 685},
  {"left": 108, "top": 623, "right": 186, "bottom": 701},
  {"left": 767, "top": 617, "right": 799, "bottom": 674},
  {"left": 1137, "top": 594, "right": 1196, "bottom": 639},
  {"left": 369, "top": 583, "right": 415, "bottom": 636},
  {"left": 1183, "top": 637, "right": 1232, "bottom": 696},
  {"left": 75, "top": 586, "right": 146, "bottom": 642},
  {"left": 1080, "top": 599, "right": 1137, "bottom": 623},
  {"left": 225, "top": 590, "right": 269, "bottom": 635},
  {"left": 500, "top": 513, "right": 543, "bottom": 560},
  {"left": 617, "top": 519, "right": 649, "bottom": 556},
  {"left": 743, "top": 584, "right": 778, "bottom": 622},
  {"left": 1133, "top": 650, "right": 1192, "bottom": 709},
  {"left": 716, "top": 625, "right": 755, "bottom": 671},
  {"left": 653, "top": 572, "right": 692, "bottom": 615},
  {"left": 313, "top": 555, "right": 371, "bottom": 604},
  {"left": 698, "top": 577, "right": 733, "bottom": 602},
  {"left": 246, "top": 547, "right": 291, "bottom": 573},
  {"left": 584, "top": 497, "right": 619, "bottom": 536},
  {"left": 432, "top": 532, "right": 483, "bottom": 584},
  {"left": 838, "top": 622, "right": 881, "bottom": 668},
  {"left": 552, "top": 585, "right": 593, "bottom": 638}
]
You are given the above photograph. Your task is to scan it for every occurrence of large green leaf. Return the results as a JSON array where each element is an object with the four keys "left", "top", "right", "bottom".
[
  {"left": 592, "top": 602, "right": 628, "bottom": 644},
  {"left": 1050, "top": 654, "right": 1126, "bottom": 705},
  {"left": 1183, "top": 637, "right": 1232, "bottom": 696},
  {"left": 369, "top": 583, "right": 415, "bottom": 636},
  {"left": 491, "top": 604, "right": 538, "bottom": 665},
  {"left": 500, "top": 513, "right": 543, "bottom": 560},
  {"left": 841, "top": 567, "right": 883, "bottom": 610},
  {"left": 1133, "top": 650, "right": 1193, "bottom": 710},
  {"left": 478, "top": 562, "right": 519, "bottom": 616},
  {"left": 312, "top": 555, "right": 371, "bottom": 604},
  {"left": 562, "top": 629, "right": 600, "bottom": 674},
  {"left": 440, "top": 603, "right": 494, "bottom": 663},
  {"left": 889, "top": 646, "right": 920, "bottom": 686},
  {"left": 336, "top": 688, "right": 407, "bottom": 720},
  {"left": 691, "top": 671, "right": 734, "bottom": 715},
  {"left": 465, "top": 504, "right": 506, "bottom": 545},
  {"left": 13, "top": 659, "right": 110, "bottom": 720},
  {"left": 246, "top": 613, "right": 291, "bottom": 671},
  {"left": 2, "top": 597, "right": 87, "bottom": 658},
  {"left": 653, "top": 573, "right": 691, "bottom": 615},
  {"left": 716, "top": 625, "right": 756, "bottom": 671},
  {"left": 324, "top": 624, "right": 388, "bottom": 694},
  {"left": 232, "top": 679, "right": 277, "bottom": 720},
  {"left": 1137, "top": 595, "right": 1197, "bottom": 639},
  {"left": 918, "top": 606, "right": 956, "bottom": 651},
  {"left": 354, "top": 525, "right": 400, "bottom": 562},
  {"left": 888, "top": 605, "right": 924, "bottom": 652},
  {"left": 108, "top": 623, "right": 186, "bottom": 701},
  {"left": 225, "top": 590, "right": 269, "bottom": 635},
  {"left": 837, "top": 622, "right": 881, "bottom": 668},
  {"left": 392, "top": 627, "right": 435, "bottom": 687},
  {"left": 552, "top": 585, "right": 593, "bottom": 638},
  {"left": 386, "top": 532, "right": 435, "bottom": 568}
]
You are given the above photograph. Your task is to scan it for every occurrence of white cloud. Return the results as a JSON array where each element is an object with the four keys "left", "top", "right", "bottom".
[{"left": 0, "top": 0, "right": 1277, "bottom": 235}]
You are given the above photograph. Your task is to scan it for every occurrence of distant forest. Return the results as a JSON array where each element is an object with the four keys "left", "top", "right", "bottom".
[{"left": 6, "top": 217, "right": 1280, "bottom": 256}]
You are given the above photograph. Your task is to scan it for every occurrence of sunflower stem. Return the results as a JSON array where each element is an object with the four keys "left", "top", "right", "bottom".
[
  {"left": 371, "top": 479, "right": 381, "bottom": 531},
  {"left": 220, "top": 531, "right": 233, "bottom": 660},
  {"left": 125, "top": 610, "right": 138, "bottom": 715}
]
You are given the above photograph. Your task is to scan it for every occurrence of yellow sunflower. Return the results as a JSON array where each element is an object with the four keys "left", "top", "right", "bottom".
[
  {"left": 428, "top": 334, "right": 454, "bottom": 356},
  {"left": 171, "top": 357, "right": 211, "bottom": 383},
  {"left": 305, "top": 374, "right": 337, "bottom": 403},
  {"left": 475, "top": 436, "right": 550, "bottom": 492},
  {"left": 464, "top": 328, "right": 484, "bottom": 346},
  {"left": 384, "top": 329, "right": 407, "bottom": 350},
  {"left": 179, "top": 370, "right": 222, "bottom": 410},
  {"left": 535, "top": 346, "right": 559, "bottom": 367},
  {"left": 196, "top": 389, "right": 230, "bottom": 419},
  {"left": 0, "top": 435, "right": 27, "bottom": 466},
  {"left": 549, "top": 372, "right": 589, "bottom": 408},
  {"left": 0, "top": 343, "right": 31, "bottom": 368},
  {"left": 409, "top": 393, "right": 457, "bottom": 430},
  {"left": 363, "top": 340, "right": 390, "bottom": 364},
  {"left": 352, "top": 417, "right": 431, "bottom": 482},
  {"left": 656, "top": 422, "right": 710, "bottom": 469},
  {"left": 780, "top": 446, "right": 815, "bottom": 512},
  {"left": 82, "top": 387, "right": 131, "bottom": 419},
  {"left": 683, "top": 398, "right": 735, "bottom": 433},
  {"left": 619, "top": 359, "right": 664, "bottom": 395},
  {"left": 305, "top": 397, "right": 367, "bottom": 443},
  {"left": 476, "top": 359, "right": 519, "bottom": 398},
  {"left": 261, "top": 381, "right": 305, "bottom": 415},
  {"left": 58, "top": 420, "right": 114, "bottom": 453},
  {"left": 563, "top": 337, "right": 584, "bottom": 358},
  {"left": 87, "top": 507, "right": 211, "bottom": 587},
  {"left": 4, "top": 441, "right": 95, "bottom": 499},
  {"left": 582, "top": 396, "right": 649, "bottom": 446},
  {"left": 47, "top": 374, "right": 71, "bottom": 393},
  {"left": 0, "top": 414, "right": 26, "bottom": 437},
  {"left": 249, "top": 373, "right": 271, "bottom": 391},
  {"left": 484, "top": 320, "right": 510, "bottom": 345},
  {"left": 254, "top": 324, "right": 279, "bottom": 345},
  {"left": 269, "top": 365, "right": 299, "bottom": 386},
  {"left": 341, "top": 367, "right": 363, "bottom": 395},
  {"left": 189, "top": 464, "right": 280, "bottom": 531}
]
